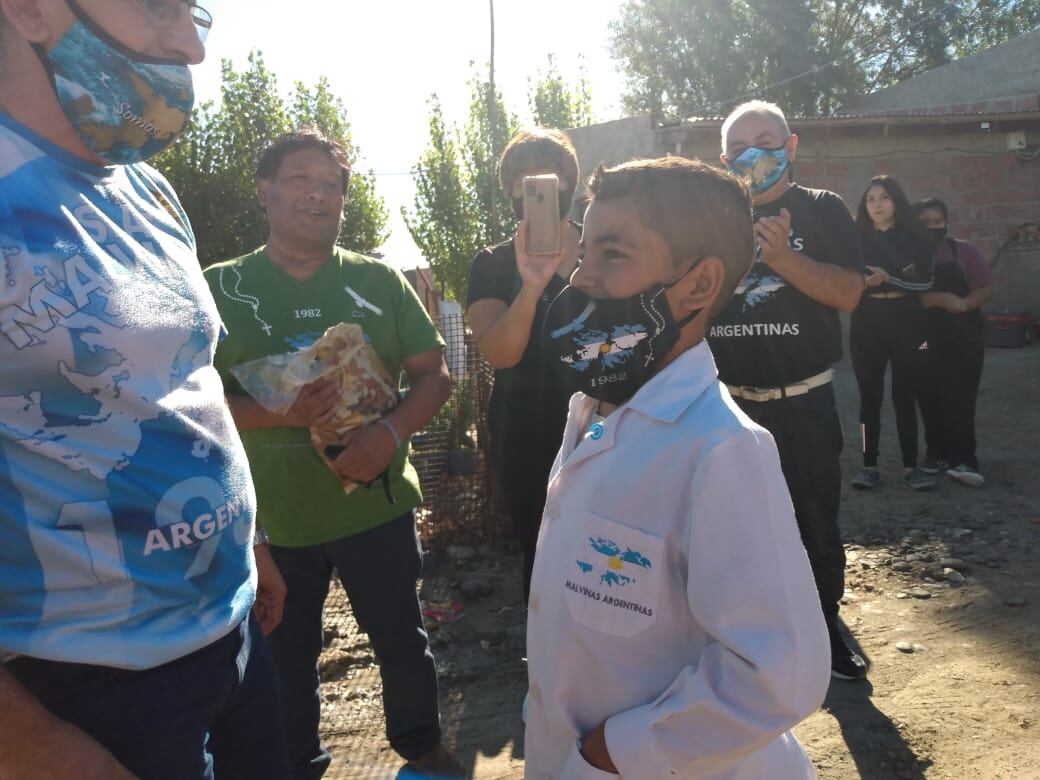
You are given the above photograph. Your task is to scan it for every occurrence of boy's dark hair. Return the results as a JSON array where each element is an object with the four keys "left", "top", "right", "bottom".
[
  {"left": 587, "top": 157, "right": 755, "bottom": 316},
  {"left": 912, "top": 196, "right": 949, "bottom": 222},
  {"left": 498, "top": 128, "right": 580, "bottom": 195},
  {"left": 855, "top": 175, "right": 925, "bottom": 236},
  {"left": 256, "top": 128, "right": 352, "bottom": 193}
]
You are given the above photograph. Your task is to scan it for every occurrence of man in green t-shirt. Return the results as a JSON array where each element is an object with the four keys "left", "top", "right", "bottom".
[{"left": 205, "top": 130, "right": 462, "bottom": 779}]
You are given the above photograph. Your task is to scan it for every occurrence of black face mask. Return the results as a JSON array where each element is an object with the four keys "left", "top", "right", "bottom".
[
  {"left": 511, "top": 191, "right": 575, "bottom": 222},
  {"left": 928, "top": 226, "right": 948, "bottom": 244},
  {"left": 544, "top": 267, "right": 702, "bottom": 405}
]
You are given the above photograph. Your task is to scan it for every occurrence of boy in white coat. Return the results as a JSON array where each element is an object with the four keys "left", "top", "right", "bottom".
[{"left": 523, "top": 157, "right": 830, "bottom": 780}]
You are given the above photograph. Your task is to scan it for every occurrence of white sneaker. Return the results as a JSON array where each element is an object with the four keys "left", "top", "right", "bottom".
[{"left": 947, "top": 464, "right": 984, "bottom": 488}]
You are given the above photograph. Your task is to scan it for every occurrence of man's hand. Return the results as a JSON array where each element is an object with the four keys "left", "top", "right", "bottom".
[
  {"left": 252, "top": 542, "right": 286, "bottom": 636},
  {"left": 864, "top": 265, "right": 891, "bottom": 288},
  {"left": 755, "top": 208, "right": 797, "bottom": 268},
  {"left": 579, "top": 722, "right": 619, "bottom": 774},
  {"left": 515, "top": 219, "right": 569, "bottom": 294},
  {"left": 284, "top": 378, "right": 340, "bottom": 428},
  {"left": 331, "top": 420, "right": 398, "bottom": 484},
  {"left": 0, "top": 709, "right": 137, "bottom": 780}
]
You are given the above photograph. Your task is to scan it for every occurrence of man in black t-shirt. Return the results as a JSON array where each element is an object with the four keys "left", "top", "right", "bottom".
[{"left": 708, "top": 101, "right": 868, "bottom": 681}]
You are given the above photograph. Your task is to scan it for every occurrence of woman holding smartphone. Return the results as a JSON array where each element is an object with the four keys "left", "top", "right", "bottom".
[
  {"left": 850, "top": 176, "right": 936, "bottom": 491},
  {"left": 467, "top": 129, "right": 581, "bottom": 602}
]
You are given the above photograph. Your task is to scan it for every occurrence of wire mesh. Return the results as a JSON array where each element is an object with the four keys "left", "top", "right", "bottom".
[{"left": 409, "top": 311, "right": 503, "bottom": 548}]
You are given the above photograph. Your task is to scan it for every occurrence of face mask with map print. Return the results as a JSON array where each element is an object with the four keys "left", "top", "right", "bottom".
[
  {"left": 727, "top": 144, "right": 790, "bottom": 195},
  {"left": 35, "top": 0, "right": 195, "bottom": 165},
  {"left": 544, "top": 271, "right": 701, "bottom": 406}
]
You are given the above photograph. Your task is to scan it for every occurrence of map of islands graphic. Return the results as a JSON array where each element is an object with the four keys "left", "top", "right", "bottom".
[
  {"left": 0, "top": 264, "right": 211, "bottom": 482},
  {"left": 577, "top": 536, "right": 653, "bottom": 588}
]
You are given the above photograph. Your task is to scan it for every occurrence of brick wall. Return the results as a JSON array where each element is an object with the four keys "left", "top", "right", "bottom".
[{"left": 676, "top": 126, "right": 1040, "bottom": 261}]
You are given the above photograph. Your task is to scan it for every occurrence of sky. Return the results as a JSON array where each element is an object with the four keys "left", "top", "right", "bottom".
[{"left": 191, "top": 0, "right": 629, "bottom": 271}]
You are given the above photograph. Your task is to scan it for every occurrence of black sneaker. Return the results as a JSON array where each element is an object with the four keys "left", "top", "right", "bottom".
[
  {"left": 830, "top": 631, "right": 868, "bottom": 681},
  {"left": 904, "top": 468, "right": 937, "bottom": 491},
  {"left": 851, "top": 469, "right": 880, "bottom": 489},
  {"left": 920, "top": 456, "right": 948, "bottom": 475}
]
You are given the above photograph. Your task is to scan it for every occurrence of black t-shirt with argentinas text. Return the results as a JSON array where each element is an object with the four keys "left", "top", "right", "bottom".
[{"left": 708, "top": 184, "right": 864, "bottom": 388}]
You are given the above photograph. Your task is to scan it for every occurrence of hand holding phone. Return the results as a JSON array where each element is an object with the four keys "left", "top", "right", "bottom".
[{"left": 523, "top": 174, "right": 561, "bottom": 255}]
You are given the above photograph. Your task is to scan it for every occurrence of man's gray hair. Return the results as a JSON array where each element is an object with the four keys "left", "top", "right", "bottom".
[{"left": 720, "top": 100, "right": 791, "bottom": 151}]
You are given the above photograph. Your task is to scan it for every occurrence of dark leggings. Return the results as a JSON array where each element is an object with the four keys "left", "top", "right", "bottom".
[
  {"left": 850, "top": 295, "right": 929, "bottom": 469},
  {"left": 918, "top": 318, "right": 985, "bottom": 469}
]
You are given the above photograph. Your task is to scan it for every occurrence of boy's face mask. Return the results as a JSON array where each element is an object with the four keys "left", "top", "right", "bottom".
[
  {"left": 544, "top": 263, "right": 702, "bottom": 406},
  {"left": 727, "top": 143, "right": 790, "bottom": 195},
  {"left": 35, "top": 0, "right": 196, "bottom": 165}
]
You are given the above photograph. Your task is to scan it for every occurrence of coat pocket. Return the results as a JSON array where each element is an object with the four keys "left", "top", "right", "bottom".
[{"left": 562, "top": 511, "right": 664, "bottom": 638}]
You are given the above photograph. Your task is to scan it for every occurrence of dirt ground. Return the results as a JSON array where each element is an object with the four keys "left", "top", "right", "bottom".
[{"left": 316, "top": 342, "right": 1040, "bottom": 780}]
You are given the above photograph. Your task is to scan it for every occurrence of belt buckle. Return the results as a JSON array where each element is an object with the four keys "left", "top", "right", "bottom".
[{"left": 742, "top": 385, "right": 779, "bottom": 402}]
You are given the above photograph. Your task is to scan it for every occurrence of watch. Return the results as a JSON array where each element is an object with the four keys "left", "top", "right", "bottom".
[{"left": 252, "top": 526, "right": 269, "bottom": 547}]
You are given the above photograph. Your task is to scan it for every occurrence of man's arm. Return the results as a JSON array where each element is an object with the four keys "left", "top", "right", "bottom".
[
  {"left": 226, "top": 378, "right": 341, "bottom": 432},
  {"left": 0, "top": 667, "right": 136, "bottom": 779},
  {"left": 756, "top": 208, "right": 864, "bottom": 312},
  {"left": 331, "top": 348, "right": 451, "bottom": 485}
]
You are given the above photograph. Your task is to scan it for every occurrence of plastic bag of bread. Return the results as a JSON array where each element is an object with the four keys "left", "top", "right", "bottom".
[{"left": 230, "top": 322, "right": 399, "bottom": 494}]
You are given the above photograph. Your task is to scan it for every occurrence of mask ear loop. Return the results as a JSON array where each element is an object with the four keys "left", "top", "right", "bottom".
[{"left": 664, "top": 257, "right": 706, "bottom": 329}]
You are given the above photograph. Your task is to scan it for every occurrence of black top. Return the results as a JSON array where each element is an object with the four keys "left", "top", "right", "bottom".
[
  {"left": 928, "top": 240, "right": 983, "bottom": 333},
  {"left": 467, "top": 238, "right": 572, "bottom": 403},
  {"left": 860, "top": 225, "right": 934, "bottom": 294},
  {"left": 467, "top": 238, "right": 573, "bottom": 510},
  {"left": 709, "top": 184, "right": 865, "bottom": 388}
]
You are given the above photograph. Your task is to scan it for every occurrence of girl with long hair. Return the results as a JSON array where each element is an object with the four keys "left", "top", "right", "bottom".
[{"left": 850, "top": 176, "right": 936, "bottom": 491}]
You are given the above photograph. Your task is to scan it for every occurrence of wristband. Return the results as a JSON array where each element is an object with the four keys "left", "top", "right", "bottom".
[{"left": 377, "top": 417, "right": 402, "bottom": 449}]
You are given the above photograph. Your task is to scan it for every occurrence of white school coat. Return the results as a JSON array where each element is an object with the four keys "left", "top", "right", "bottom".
[{"left": 524, "top": 342, "right": 830, "bottom": 780}]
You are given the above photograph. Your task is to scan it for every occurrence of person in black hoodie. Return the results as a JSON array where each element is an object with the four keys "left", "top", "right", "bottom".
[{"left": 850, "top": 176, "right": 936, "bottom": 491}]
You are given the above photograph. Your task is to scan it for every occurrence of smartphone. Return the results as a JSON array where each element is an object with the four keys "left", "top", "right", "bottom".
[{"left": 523, "top": 174, "right": 561, "bottom": 255}]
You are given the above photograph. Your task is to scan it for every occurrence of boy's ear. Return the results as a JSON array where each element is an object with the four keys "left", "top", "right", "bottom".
[
  {"left": 256, "top": 178, "right": 269, "bottom": 210},
  {"left": 669, "top": 256, "right": 726, "bottom": 321}
]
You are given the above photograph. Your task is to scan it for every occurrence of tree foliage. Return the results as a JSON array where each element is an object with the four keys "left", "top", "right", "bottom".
[
  {"left": 154, "top": 51, "right": 388, "bottom": 266},
  {"left": 610, "top": 0, "right": 1040, "bottom": 118},
  {"left": 529, "top": 54, "right": 594, "bottom": 129},
  {"left": 402, "top": 97, "right": 483, "bottom": 307},
  {"left": 405, "top": 58, "right": 592, "bottom": 304}
]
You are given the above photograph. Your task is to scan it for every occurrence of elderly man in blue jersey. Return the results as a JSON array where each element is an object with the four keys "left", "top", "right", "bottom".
[{"left": 0, "top": 2, "right": 288, "bottom": 778}]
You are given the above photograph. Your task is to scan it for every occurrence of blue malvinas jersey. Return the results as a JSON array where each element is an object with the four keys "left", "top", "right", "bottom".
[{"left": 0, "top": 113, "right": 256, "bottom": 670}]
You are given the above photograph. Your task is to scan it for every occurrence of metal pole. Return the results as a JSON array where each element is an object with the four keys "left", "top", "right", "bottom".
[{"left": 488, "top": 0, "right": 499, "bottom": 238}]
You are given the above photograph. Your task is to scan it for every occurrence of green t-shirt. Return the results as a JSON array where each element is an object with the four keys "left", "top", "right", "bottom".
[{"left": 205, "top": 247, "right": 445, "bottom": 547}]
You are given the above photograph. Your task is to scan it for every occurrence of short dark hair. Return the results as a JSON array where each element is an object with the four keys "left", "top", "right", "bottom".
[
  {"left": 912, "top": 196, "right": 948, "bottom": 222},
  {"left": 498, "top": 128, "right": 580, "bottom": 195},
  {"left": 587, "top": 156, "right": 755, "bottom": 316},
  {"left": 855, "top": 175, "right": 924, "bottom": 235},
  {"left": 256, "top": 128, "right": 352, "bottom": 193}
]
